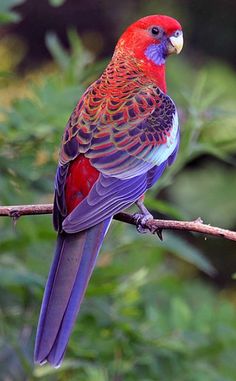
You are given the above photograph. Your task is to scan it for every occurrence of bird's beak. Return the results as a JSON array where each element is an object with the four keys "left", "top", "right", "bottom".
[{"left": 167, "top": 31, "right": 183, "bottom": 55}]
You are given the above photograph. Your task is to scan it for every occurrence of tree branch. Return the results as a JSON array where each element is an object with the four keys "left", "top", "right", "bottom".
[{"left": 0, "top": 203, "right": 236, "bottom": 242}]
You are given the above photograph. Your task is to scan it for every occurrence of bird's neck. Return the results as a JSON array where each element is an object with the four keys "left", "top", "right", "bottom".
[
  {"left": 111, "top": 49, "right": 167, "bottom": 93},
  {"left": 140, "top": 60, "right": 167, "bottom": 93}
]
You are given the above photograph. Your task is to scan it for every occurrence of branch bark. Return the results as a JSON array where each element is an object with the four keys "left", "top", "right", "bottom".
[{"left": 1, "top": 203, "right": 236, "bottom": 242}]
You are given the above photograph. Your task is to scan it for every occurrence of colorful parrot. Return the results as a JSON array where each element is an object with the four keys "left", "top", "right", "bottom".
[{"left": 34, "top": 15, "right": 183, "bottom": 367}]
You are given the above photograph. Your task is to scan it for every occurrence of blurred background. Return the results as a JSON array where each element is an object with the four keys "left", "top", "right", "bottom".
[{"left": 1, "top": 1, "right": 236, "bottom": 380}]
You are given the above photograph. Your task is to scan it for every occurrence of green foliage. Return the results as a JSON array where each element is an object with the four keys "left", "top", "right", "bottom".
[
  {"left": 168, "top": 163, "right": 236, "bottom": 228},
  {"left": 0, "top": 0, "right": 66, "bottom": 25},
  {"left": 45, "top": 30, "right": 97, "bottom": 84},
  {"left": 0, "top": 0, "right": 25, "bottom": 24},
  {"left": 1, "top": 32, "right": 236, "bottom": 380},
  {"left": 49, "top": 0, "right": 66, "bottom": 7}
]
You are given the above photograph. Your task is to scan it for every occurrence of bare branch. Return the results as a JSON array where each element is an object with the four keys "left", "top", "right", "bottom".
[
  {"left": 1, "top": 204, "right": 236, "bottom": 242},
  {"left": 0, "top": 204, "right": 53, "bottom": 218}
]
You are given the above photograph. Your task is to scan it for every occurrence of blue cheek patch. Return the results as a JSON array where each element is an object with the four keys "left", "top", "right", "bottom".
[{"left": 145, "top": 42, "right": 166, "bottom": 66}]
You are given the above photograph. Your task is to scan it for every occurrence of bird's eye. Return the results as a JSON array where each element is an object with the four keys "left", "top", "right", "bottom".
[
  {"left": 174, "top": 30, "right": 181, "bottom": 37},
  {"left": 151, "top": 27, "right": 160, "bottom": 36}
]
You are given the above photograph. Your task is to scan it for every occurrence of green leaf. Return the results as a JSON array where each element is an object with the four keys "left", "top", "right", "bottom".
[
  {"left": 162, "top": 233, "right": 216, "bottom": 275},
  {"left": 191, "top": 142, "right": 233, "bottom": 163},
  {"left": 168, "top": 163, "right": 236, "bottom": 228},
  {"left": 0, "top": 0, "right": 25, "bottom": 24},
  {"left": 170, "top": 297, "right": 192, "bottom": 329},
  {"left": 49, "top": 0, "right": 66, "bottom": 7},
  {"left": 145, "top": 197, "right": 186, "bottom": 220},
  {"left": 0, "top": 267, "right": 44, "bottom": 288},
  {"left": 46, "top": 32, "right": 69, "bottom": 71}
]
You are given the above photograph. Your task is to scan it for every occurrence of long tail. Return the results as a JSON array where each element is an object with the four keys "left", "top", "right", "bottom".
[{"left": 34, "top": 218, "right": 111, "bottom": 367}]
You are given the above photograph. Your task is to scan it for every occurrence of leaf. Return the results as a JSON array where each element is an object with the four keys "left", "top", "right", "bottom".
[
  {"left": 0, "top": 12, "right": 20, "bottom": 24},
  {"left": 45, "top": 32, "right": 69, "bottom": 71},
  {"left": 0, "top": 0, "right": 25, "bottom": 24},
  {"left": 145, "top": 197, "right": 186, "bottom": 220},
  {"left": 191, "top": 142, "right": 233, "bottom": 163},
  {"left": 49, "top": 0, "right": 66, "bottom": 6},
  {"left": 170, "top": 297, "right": 192, "bottom": 329},
  {"left": 161, "top": 233, "right": 216, "bottom": 275},
  {"left": 168, "top": 163, "right": 236, "bottom": 228},
  {"left": 0, "top": 267, "right": 44, "bottom": 288}
]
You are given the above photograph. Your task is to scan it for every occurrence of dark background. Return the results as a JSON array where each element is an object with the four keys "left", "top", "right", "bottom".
[{"left": 7, "top": 0, "right": 236, "bottom": 68}]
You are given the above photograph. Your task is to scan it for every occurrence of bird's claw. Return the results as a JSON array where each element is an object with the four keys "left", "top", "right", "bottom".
[
  {"left": 133, "top": 213, "right": 153, "bottom": 234},
  {"left": 155, "top": 228, "right": 163, "bottom": 241},
  {"left": 145, "top": 222, "right": 163, "bottom": 240}
]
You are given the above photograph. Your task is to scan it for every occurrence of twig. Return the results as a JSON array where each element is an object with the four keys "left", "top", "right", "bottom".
[
  {"left": 0, "top": 204, "right": 236, "bottom": 242},
  {"left": 0, "top": 204, "right": 53, "bottom": 218}
]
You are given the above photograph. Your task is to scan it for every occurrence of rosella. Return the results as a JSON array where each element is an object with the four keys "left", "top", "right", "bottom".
[{"left": 34, "top": 15, "right": 183, "bottom": 367}]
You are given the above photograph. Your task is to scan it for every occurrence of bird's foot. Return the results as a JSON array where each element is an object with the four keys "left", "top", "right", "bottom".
[
  {"left": 133, "top": 198, "right": 163, "bottom": 239},
  {"left": 132, "top": 212, "right": 153, "bottom": 234},
  {"left": 133, "top": 198, "right": 153, "bottom": 234}
]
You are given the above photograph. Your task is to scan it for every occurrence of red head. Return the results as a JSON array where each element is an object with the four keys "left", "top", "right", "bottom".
[{"left": 115, "top": 15, "right": 183, "bottom": 92}]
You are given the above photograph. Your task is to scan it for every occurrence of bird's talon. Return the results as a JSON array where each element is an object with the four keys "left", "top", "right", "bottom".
[
  {"left": 133, "top": 213, "right": 153, "bottom": 234},
  {"left": 155, "top": 228, "right": 163, "bottom": 241}
]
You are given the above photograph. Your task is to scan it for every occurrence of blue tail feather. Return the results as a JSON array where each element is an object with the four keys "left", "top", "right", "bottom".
[{"left": 34, "top": 218, "right": 111, "bottom": 367}]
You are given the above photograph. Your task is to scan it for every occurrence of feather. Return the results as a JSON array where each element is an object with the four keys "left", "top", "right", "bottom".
[
  {"left": 34, "top": 218, "right": 111, "bottom": 367},
  {"left": 62, "top": 173, "right": 148, "bottom": 233},
  {"left": 59, "top": 60, "right": 179, "bottom": 180}
]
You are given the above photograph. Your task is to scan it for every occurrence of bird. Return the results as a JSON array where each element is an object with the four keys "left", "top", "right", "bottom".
[{"left": 34, "top": 14, "right": 183, "bottom": 367}]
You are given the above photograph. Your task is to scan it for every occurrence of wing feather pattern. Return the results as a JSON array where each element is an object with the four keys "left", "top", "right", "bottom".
[
  {"left": 59, "top": 79, "right": 179, "bottom": 180},
  {"left": 55, "top": 71, "right": 180, "bottom": 231}
]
